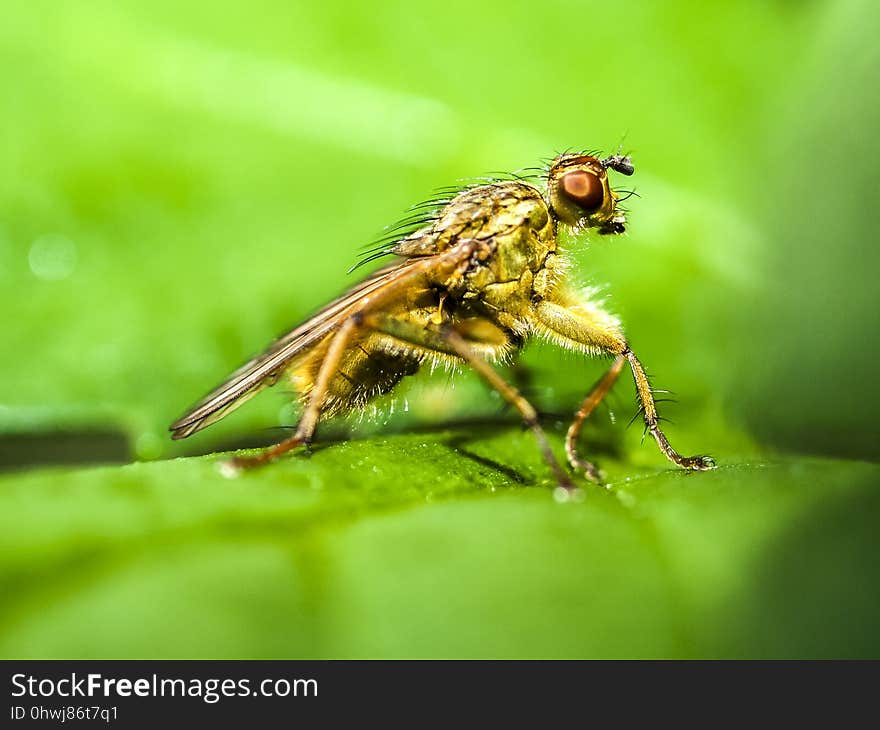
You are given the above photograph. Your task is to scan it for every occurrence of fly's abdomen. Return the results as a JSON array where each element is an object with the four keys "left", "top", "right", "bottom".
[{"left": 291, "top": 331, "right": 422, "bottom": 415}]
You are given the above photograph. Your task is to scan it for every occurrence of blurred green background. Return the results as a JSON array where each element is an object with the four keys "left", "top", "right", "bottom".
[{"left": 1, "top": 0, "right": 878, "bottom": 658}]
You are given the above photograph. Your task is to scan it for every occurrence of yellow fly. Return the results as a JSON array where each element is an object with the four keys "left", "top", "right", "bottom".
[{"left": 170, "top": 152, "right": 714, "bottom": 490}]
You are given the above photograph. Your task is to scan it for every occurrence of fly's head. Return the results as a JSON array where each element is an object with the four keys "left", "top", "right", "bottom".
[{"left": 547, "top": 152, "right": 634, "bottom": 234}]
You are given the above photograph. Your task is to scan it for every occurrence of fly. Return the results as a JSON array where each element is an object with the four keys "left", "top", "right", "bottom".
[{"left": 170, "top": 151, "right": 715, "bottom": 491}]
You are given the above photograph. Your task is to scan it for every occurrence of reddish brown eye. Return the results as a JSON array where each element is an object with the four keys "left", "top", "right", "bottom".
[{"left": 561, "top": 171, "right": 604, "bottom": 212}]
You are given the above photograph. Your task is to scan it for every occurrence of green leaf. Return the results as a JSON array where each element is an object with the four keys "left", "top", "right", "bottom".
[
  {"left": 1, "top": 435, "right": 877, "bottom": 658},
  {"left": 1, "top": 1, "right": 878, "bottom": 659}
]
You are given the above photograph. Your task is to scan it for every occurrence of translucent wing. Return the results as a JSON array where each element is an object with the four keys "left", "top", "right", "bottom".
[{"left": 169, "top": 257, "right": 432, "bottom": 439}]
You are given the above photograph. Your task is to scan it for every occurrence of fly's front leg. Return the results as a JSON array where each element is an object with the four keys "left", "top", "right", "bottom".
[
  {"left": 625, "top": 349, "right": 715, "bottom": 471},
  {"left": 364, "top": 312, "right": 576, "bottom": 492},
  {"left": 534, "top": 298, "right": 627, "bottom": 481},
  {"left": 225, "top": 316, "right": 361, "bottom": 471},
  {"left": 534, "top": 298, "right": 714, "bottom": 478}
]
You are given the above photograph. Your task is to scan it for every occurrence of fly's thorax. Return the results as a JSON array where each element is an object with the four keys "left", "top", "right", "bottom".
[
  {"left": 453, "top": 185, "right": 555, "bottom": 289},
  {"left": 453, "top": 231, "right": 559, "bottom": 336}
]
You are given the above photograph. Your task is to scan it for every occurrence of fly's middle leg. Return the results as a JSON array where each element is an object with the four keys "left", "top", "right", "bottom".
[
  {"left": 363, "top": 312, "right": 576, "bottom": 492},
  {"left": 565, "top": 354, "right": 626, "bottom": 482}
]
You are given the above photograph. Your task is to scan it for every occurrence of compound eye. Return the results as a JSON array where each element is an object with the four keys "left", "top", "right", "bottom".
[{"left": 560, "top": 171, "right": 604, "bottom": 212}]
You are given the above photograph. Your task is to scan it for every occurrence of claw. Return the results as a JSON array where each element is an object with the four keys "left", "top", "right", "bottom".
[
  {"left": 218, "top": 452, "right": 277, "bottom": 476},
  {"left": 568, "top": 457, "right": 603, "bottom": 485},
  {"left": 217, "top": 458, "right": 245, "bottom": 478},
  {"left": 684, "top": 455, "right": 716, "bottom": 471},
  {"left": 582, "top": 465, "right": 603, "bottom": 484}
]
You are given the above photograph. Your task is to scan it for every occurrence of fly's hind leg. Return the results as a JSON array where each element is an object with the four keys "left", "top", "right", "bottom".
[
  {"left": 534, "top": 298, "right": 715, "bottom": 479},
  {"left": 364, "top": 312, "right": 575, "bottom": 492},
  {"left": 225, "top": 316, "right": 361, "bottom": 471}
]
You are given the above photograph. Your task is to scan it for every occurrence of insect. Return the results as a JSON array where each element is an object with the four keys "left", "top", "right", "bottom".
[{"left": 170, "top": 151, "right": 714, "bottom": 491}]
